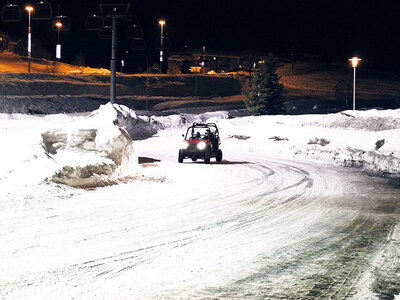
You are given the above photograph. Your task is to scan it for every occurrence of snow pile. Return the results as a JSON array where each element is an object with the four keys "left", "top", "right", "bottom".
[
  {"left": 291, "top": 110, "right": 400, "bottom": 175},
  {"left": 215, "top": 109, "right": 400, "bottom": 176},
  {"left": 0, "top": 103, "right": 164, "bottom": 189},
  {"left": 2, "top": 106, "right": 399, "bottom": 188},
  {"left": 0, "top": 104, "right": 232, "bottom": 189},
  {"left": 146, "top": 110, "right": 230, "bottom": 131},
  {"left": 111, "top": 104, "right": 159, "bottom": 140},
  {"left": 41, "top": 103, "right": 164, "bottom": 188},
  {"left": 301, "top": 110, "right": 400, "bottom": 131}
]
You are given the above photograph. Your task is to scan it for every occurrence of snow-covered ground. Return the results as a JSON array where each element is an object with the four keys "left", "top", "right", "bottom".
[{"left": 0, "top": 104, "right": 399, "bottom": 299}]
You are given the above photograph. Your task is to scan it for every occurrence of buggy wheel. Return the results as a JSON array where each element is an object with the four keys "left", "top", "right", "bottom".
[
  {"left": 216, "top": 149, "right": 223, "bottom": 163},
  {"left": 191, "top": 157, "right": 197, "bottom": 162},
  {"left": 204, "top": 150, "right": 211, "bottom": 164},
  {"left": 178, "top": 150, "right": 184, "bottom": 163}
]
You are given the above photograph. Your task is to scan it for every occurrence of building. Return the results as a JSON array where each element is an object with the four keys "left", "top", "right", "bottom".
[{"left": 168, "top": 49, "right": 263, "bottom": 74}]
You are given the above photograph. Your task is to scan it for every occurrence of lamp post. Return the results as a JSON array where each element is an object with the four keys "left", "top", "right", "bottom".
[
  {"left": 25, "top": 5, "right": 34, "bottom": 73},
  {"left": 349, "top": 56, "right": 361, "bottom": 110},
  {"left": 159, "top": 20, "right": 165, "bottom": 73},
  {"left": 55, "top": 21, "right": 63, "bottom": 61}
]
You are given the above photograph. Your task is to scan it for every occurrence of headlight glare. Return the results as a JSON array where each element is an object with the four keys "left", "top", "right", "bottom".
[
  {"left": 197, "top": 141, "right": 206, "bottom": 150},
  {"left": 181, "top": 141, "right": 189, "bottom": 149}
]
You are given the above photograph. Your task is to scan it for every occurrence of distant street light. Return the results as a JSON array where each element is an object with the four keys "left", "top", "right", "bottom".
[
  {"left": 25, "top": 5, "right": 34, "bottom": 73},
  {"left": 159, "top": 19, "right": 165, "bottom": 73},
  {"left": 349, "top": 56, "right": 361, "bottom": 110},
  {"left": 55, "top": 21, "right": 63, "bottom": 60}
]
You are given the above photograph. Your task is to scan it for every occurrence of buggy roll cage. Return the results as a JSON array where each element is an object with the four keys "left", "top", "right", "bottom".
[{"left": 185, "top": 123, "right": 219, "bottom": 139}]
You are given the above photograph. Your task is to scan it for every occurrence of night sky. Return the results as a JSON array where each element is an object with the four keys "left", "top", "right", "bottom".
[{"left": 1, "top": 0, "right": 400, "bottom": 73}]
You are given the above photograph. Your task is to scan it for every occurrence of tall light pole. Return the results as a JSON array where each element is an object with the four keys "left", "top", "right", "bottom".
[
  {"left": 159, "top": 20, "right": 165, "bottom": 73},
  {"left": 349, "top": 56, "right": 361, "bottom": 111},
  {"left": 25, "top": 5, "right": 34, "bottom": 73},
  {"left": 55, "top": 21, "right": 63, "bottom": 61}
]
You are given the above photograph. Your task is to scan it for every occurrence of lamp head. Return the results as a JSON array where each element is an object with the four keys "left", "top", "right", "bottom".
[
  {"left": 159, "top": 20, "right": 166, "bottom": 26},
  {"left": 25, "top": 5, "right": 34, "bottom": 12},
  {"left": 349, "top": 57, "right": 361, "bottom": 68}
]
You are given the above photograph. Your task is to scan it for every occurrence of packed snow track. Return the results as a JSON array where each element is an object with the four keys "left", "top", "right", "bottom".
[{"left": 1, "top": 139, "right": 399, "bottom": 299}]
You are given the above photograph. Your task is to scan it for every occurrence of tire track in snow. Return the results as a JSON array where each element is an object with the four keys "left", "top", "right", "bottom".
[
  {"left": 201, "top": 156, "right": 400, "bottom": 299},
  {"left": 1, "top": 150, "right": 399, "bottom": 299}
]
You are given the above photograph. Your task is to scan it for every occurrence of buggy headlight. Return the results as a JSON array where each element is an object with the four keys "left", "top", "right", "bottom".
[
  {"left": 197, "top": 141, "right": 206, "bottom": 150},
  {"left": 181, "top": 141, "right": 189, "bottom": 149}
]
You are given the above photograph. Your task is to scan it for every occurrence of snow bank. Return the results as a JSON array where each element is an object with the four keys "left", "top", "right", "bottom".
[
  {"left": 0, "top": 103, "right": 231, "bottom": 189},
  {"left": 2, "top": 106, "right": 399, "bottom": 189},
  {"left": 0, "top": 103, "right": 163, "bottom": 188},
  {"left": 146, "top": 110, "right": 230, "bottom": 130},
  {"left": 290, "top": 109, "right": 400, "bottom": 176},
  {"left": 138, "top": 108, "right": 400, "bottom": 177},
  {"left": 41, "top": 103, "right": 165, "bottom": 188},
  {"left": 215, "top": 109, "right": 400, "bottom": 177},
  {"left": 299, "top": 109, "right": 400, "bottom": 131}
]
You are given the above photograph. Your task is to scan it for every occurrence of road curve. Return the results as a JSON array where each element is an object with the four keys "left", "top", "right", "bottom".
[{"left": 1, "top": 136, "right": 400, "bottom": 299}]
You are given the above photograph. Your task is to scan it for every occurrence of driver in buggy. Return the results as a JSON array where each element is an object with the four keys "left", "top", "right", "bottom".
[{"left": 191, "top": 131, "right": 201, "bottom": 139}]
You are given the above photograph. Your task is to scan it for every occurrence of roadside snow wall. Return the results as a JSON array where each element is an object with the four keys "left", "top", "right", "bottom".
[{"left": 42, "top": 103, "right": 159, "bottom": 188}]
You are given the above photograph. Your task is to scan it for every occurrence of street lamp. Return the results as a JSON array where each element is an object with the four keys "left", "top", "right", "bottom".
[
  {"left": 55, "top": 21, "right": 62, "bottom": 60},
  {"left": 159, "top": 19, "right": 165, "bottom": 73},
  {"left": 349, "top": 56, "right": 361, "bottom": 110},
  {"left": 25, "top": 5, "right": 34, "bottom": 73}
]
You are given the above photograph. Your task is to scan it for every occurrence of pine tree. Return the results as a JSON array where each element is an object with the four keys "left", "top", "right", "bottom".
[{"left": 243, "top": 53, "right": 285, "bottom": 115}]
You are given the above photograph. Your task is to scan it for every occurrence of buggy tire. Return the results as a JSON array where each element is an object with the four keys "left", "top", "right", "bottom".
[
  {"left": 216, "top": 149, "right": 223, "bottom": 163},
  {"left": 191, "top": 157, "right": 197, "bottom": 162},
  {"left": 204, "top": 151, "right": 211, "bottom": 164},
  {"left": 178, "top": 150, "right": 184, "bottom": 163}
]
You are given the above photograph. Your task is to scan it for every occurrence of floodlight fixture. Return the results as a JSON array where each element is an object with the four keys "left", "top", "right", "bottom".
[{"left": 349, "top": 56, "right": 361, "bottom": 68}]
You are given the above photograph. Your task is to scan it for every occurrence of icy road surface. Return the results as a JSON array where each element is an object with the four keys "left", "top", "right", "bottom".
[{"left": 0, "top": 128, "right": 399, "bottom": 300}]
